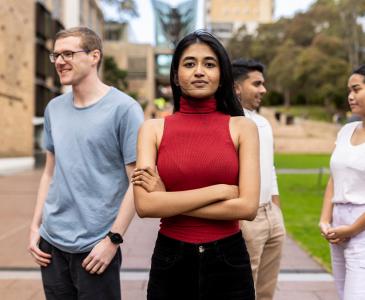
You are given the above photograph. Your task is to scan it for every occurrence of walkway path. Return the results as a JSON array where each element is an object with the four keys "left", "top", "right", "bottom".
[
  {"left": 261, "top": 107, "right": 339, "bottom": 154},
  {"left": 0, "top": 170, "right": 338, "bottom": 299}
]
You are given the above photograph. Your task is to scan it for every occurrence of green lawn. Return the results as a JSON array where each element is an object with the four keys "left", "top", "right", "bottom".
[
  {"left": 275, "top": 153, "right": 331, "bottom": 169},
  {"left": 278, "top": 172, "right": 332, "bottom": 271},
  {"left": 273, "top": 105, "right": 333, "bottom": 122}
]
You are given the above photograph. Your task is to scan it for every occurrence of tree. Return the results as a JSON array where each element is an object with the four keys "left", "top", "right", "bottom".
[
  {"left": 267, "top": 40, "right": 302, "bottom": 107},
  {"left": 103, "top": 56, "right": 129, "bottom": 92},
  {"left": 338, "top": 0, "right": 365, "bottom": 67},
  {"left": 226, "top": 25, "right": 253, "bottom": 59},
  {"left": 101, "top": 0, "right": 138, "bottom": 22},
  {"left": 227, "top": 0, "right": 365, "bottom": 110}
]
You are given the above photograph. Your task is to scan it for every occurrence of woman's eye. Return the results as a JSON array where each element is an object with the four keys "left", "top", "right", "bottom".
[
  {"left": 184, "top": 62, "right": 195, "bottom": 68},
  {"left": 206, "top": 63, "right": 216, "bottom": 68}
]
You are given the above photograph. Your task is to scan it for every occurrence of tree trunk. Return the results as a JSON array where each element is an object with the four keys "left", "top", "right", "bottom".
[{"left": 284, "top": 89, "right": 291, "bottom": 107}]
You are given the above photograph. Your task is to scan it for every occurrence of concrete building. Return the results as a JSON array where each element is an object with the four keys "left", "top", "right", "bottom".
[
  {"left": 0, "top": 0, "right": 35, "bottom": 160},
  {"left": 63, "top": 0, "right": 104, "bottom": 37},
  {"left": 0, "top": 0, "right": 104, "bottom": 172},
  {"left": 205, "top": 0, "right": 274, "bottom": 44},
  {"left": 104, "top": 23, "right": 155, "bottom": 116}
]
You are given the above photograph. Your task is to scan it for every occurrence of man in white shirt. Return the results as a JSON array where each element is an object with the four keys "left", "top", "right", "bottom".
[{"left": 232, "top": 59, "right": 286, "bottom": 300}]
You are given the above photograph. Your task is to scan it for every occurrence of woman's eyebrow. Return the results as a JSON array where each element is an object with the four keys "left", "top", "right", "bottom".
[
  {"left": 182, "top": 56, "right": 197, "bottom": 61},
  {"left": 182, "top": 56, "right": 218, "bottom": 61}
]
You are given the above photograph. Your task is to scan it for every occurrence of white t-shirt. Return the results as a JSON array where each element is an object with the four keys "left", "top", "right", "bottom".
[
  {"left": 331, "top": 121, "right": 365, "bottom": 204},
  {"left": 243, "top": 108, "right": 279, "bottom": 205}
]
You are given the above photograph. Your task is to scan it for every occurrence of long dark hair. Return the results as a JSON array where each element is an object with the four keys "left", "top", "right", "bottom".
[{"left": 170, "top": 30, "right": 243, "bottom": 116}]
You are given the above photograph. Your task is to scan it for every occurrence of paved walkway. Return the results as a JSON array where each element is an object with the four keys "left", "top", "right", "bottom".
[{"left": 0, "top": 170, "right": 338, "bottom": 300}]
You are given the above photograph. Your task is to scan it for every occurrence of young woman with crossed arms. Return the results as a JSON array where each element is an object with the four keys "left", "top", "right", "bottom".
[{"left": 132, "top": 30, "right": 260, "bottom": 300}]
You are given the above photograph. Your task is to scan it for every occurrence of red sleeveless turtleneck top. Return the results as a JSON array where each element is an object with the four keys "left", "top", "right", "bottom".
[{"left": 157, "top": 97, "right": 240, "bottom": 243}]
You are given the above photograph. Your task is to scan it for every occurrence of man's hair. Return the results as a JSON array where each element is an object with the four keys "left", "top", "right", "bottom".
[
  {"left": 352, "top": 64, "right": 365, "bottom": 81},
  {"left": 231, "top": 58, "right": 265, "bottom": 82},
  {"left": 54, "top": 27, "right": 103, "bottom": 70}
]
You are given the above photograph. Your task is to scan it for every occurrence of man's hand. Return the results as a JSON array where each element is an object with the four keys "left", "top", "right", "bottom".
[
  {"left": 28, "top": 227, "right": 51, "bottom": 267},
  {"left": 82, "top": 237, "right": 119, "bottom": 275},
  {"left": 131, "top": 167, "right": 166, "bottom": 192}
]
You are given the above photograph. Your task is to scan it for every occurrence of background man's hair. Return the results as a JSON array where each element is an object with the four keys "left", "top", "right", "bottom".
[
  {"left": 55, "top": 27, "right": 103, "bottom": 70},
  {"left": 231, "top": 58, "right": 265, "bottom": 81},
  {"left": 352, "top": 64, "right": 365, "bottom": 80}
]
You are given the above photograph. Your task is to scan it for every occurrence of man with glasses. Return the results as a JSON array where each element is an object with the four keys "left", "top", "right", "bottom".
[{"left": 28, "top": 27, "right": 144, "bottom": 299}]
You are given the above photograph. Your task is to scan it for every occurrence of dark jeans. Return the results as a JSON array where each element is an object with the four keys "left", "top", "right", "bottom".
[
  {"left": 147, "top": 231, "right": 255, "bottom": 300},
  {"left": 39, "top": 237, "right": 122, "bottom": 300}
]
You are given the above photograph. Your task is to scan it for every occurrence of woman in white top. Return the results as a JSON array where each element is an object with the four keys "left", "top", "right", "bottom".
[{"left": 320, "top": 65, "right": 365, "bottom": 300}]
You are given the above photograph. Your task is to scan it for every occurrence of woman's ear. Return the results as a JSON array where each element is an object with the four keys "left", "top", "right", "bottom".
[{"left": 234, "top": 82, "right": 240, "bottom": 96}]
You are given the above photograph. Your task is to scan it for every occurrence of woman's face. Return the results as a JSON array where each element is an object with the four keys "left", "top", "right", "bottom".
[
  {"left": 177, "top": 42, "right": 220, "bottom": 100},
  {"left": 348, "top": 74, "right": 365, "bottom": 117}
]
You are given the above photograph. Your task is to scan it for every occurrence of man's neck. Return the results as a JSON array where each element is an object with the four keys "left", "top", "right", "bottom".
[
  {"left": 72, "top": 73, "right": 110, "bottom": 108},
  {"left": 243, "top": 106, "right": 255, "bottom": 113}
]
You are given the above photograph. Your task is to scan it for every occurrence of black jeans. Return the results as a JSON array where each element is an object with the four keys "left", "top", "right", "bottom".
[
  {"left": 147, "top": 231, "right": 255, "bottom": 300},
  {"left": 39, "top": 237, "right": 122, "bottom": 300}
]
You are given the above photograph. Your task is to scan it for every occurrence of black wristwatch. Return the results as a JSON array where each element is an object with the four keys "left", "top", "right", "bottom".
[{"left": 107, "top": 231, "right": 123, "bottom": 245}]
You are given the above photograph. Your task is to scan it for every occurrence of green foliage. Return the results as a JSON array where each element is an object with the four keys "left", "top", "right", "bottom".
[
  {"left": 278, "top": 174, "right": 331, "bottom": 271},
  {"left": 103, "top": 56, "right": 141, "bottom": 101},
  {"left": 227, "top": 0, "right": 365, "bottom": 112},
  {"left": 103, "top": 56, "right": 129, "bottom": 92},
  {"left": 263, "top": 91, "right": 284, "bottom": 106}
]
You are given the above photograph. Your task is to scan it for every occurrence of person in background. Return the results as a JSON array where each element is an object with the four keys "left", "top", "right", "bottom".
[
  {"left": 28, "top": 27, "right": 144, "bottom": 299},
  {"left": 232, "top": 58, "right": 286, "bottom": 300},
  {"left": 132, "top": 30, "right": 260, "bottom": 299},
  {"left": 320, "top": 65, "right": 365, "bottom": 300}
]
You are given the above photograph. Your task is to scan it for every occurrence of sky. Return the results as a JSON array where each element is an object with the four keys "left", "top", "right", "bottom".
[{"left": 105, "top": 0, "right": 316, "bottom": 44}]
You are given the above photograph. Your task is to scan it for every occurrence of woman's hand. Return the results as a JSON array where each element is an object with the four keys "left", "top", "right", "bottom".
[
  {"left": 319, "top": 223, "right": 349, "bottom": 244},
  {"left": 319, "top": 222, "right": 331, "bottom": 236},
  {"left": 131, "top": 167, "right": 166, "bottom": 192},
  {"left": 325, "top": 225, "right": 353, "bottom": 244}
]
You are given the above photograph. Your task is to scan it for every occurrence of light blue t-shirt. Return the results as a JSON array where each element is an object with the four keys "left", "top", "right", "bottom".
[{"left": 39, "top": 87, "right": 144, "bottom": 253}]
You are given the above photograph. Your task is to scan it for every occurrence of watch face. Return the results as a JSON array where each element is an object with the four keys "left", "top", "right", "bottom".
[{"left": 109, "top": 232, "right": 123, "bottom": 244}]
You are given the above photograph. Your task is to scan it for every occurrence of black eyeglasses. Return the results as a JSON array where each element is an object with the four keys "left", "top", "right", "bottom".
[{"left": 49, "top": 50, "right": 90, "bottom": 63}]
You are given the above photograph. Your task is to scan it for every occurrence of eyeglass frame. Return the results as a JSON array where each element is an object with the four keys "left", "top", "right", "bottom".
[{"left": 49, "top": 50, "right": 91, "bottom": 63}]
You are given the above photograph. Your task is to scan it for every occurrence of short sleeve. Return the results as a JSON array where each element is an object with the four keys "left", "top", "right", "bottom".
[
  {"left": 334, "top": 123, "right": 354, "bottom": 146},
  {"left": 43, "top": 105, "right": 55, "bottom": 153},
  {"left": 119, "top": 102, "right": 144, "bottom": 164}
]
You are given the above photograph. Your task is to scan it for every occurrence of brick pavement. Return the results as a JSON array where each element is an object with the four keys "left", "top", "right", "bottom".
[{"left": 0, "top": 170, "right": 338, "bottom": 300}]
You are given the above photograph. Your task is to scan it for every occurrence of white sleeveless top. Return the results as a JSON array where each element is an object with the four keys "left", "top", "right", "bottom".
[{"left": 331, "top": 121, "right": 365, "bottom": 204}]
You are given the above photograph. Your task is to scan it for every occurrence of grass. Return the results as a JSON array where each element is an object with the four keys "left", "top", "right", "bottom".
[
  {"left": 273, "top": 105, "right": 333, "bottom": 122},
  {"left": 275, "top": 154, "right": 332, "bottom": 271},
  {"left": 275, "top": 153, "right": 331, "bottom": 169},
  {"left": 278, "top": 174, "right": 332, "bottom": 271}
]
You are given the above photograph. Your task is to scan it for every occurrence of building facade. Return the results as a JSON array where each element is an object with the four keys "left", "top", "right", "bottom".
[
  {"left": 104, "top": 22, "right": 155, "bottom": 116},
  {"left": 0, "top": 1, "right": 35, "bottom": 158},
  {"left": 0, "top": 0, "right": 104, "bottom": 167},
  {"left": 205, "top": 0, "right": 274, "bottom": 44}
]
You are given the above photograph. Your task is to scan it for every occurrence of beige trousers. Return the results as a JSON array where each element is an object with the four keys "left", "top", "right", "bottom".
[{"left": 241, "top": 202, "right": 286, "bottom": 300}]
